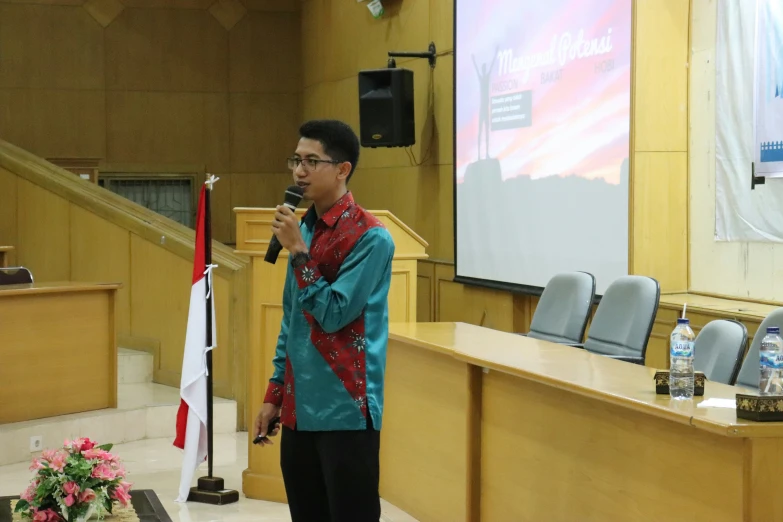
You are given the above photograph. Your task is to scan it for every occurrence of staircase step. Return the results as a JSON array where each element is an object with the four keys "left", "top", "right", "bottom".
[
  {"left": 0, "top": 383, "right": 236, "bottom": 467},
  {"left": 118, "top": 347, "right": 154, "bottom": 384}
]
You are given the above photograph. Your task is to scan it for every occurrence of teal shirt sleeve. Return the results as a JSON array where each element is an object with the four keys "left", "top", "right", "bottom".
[
  {"left": 294, "top": 227, "right": 395, "bottom": 334},
  {"left": 264, "top": 262, "right": 293, "bottom": 406}
]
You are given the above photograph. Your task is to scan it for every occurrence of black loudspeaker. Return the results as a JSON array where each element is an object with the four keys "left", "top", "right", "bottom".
[{"left": 358, "top": 68, "right": 415, "bottom": 148}]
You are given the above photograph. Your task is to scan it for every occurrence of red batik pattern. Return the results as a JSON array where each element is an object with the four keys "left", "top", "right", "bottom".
[
  {"left": 310, "top": 319, "right": 368, "bottom": 416},
  {"left": 263, "top": 357, "right": 297, "bottom": 429},
  {"left": 281, "top": 357, "right": 296, "bottom": 427},
  {"left": 294, "top": 193, "right": 383, "bottom": 418},
  {"left": 263, "top": 381, "right": 283, "bottom": 407}
]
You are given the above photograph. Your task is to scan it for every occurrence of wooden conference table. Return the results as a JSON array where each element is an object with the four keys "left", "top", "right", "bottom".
[
  {"left": 381, "top": 322, "right": 782, "bottom": 522},
  {"left": 0, "top": 282, "right": 119, "bottom": 424}
]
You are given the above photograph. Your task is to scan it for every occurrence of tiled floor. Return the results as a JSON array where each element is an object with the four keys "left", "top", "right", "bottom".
[{"left": 0, "top": 432, "right": 418, "bottom": 522}]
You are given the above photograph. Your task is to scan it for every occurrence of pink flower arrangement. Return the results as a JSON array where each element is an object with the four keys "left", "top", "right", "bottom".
[{"left": 15, "top": 438, "right": 132, "bottom": 522}]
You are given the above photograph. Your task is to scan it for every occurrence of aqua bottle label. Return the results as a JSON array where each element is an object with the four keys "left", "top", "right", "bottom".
[
  {"left": 671, "top": 341, "right": 694, "bottom": 357},
  {"left": 760, "top": 352, "right": 783, "bottom": 369}
]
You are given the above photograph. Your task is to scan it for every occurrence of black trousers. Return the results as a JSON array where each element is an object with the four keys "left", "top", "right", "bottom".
[{"left": 280, "top": 416, "right": 381, "bottom": 522}]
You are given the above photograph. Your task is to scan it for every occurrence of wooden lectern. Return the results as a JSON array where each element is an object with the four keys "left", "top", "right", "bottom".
[{"left": 234, "top": 206, "right": 428, "bottom": 502}]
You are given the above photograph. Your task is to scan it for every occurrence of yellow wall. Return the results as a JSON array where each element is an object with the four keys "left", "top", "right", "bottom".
[
  {"left": 0, "top": 0, "right": 696, "bottom": 398},
  {"left": 301, "top": 0, "right": 454, "bottom": 262},
  {"left": 0, "top": 1, "right": 301, "bottom": 245},
  {"left": 631, "top": 0, "right": 690, "bottom": 294},
  {"left": 688, "top": 0, "right": 783, "bottom": 302},
  {"left": 299, "top": 0, "right": 690, "bottom": 332}
]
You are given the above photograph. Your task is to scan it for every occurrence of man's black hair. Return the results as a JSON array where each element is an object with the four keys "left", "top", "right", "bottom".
[{"left": 299, "top": 119, "right": 361, "bottom": 182}]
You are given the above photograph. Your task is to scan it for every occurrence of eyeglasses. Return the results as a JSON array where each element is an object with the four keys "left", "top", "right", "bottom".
[{"left": 287, "top": 157, "right": 340, "bottom": 171}]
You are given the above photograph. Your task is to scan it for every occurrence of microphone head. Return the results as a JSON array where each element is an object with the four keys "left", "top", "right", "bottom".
[{"left": 283, "top": 185, "right": 304, "bottom": 207}]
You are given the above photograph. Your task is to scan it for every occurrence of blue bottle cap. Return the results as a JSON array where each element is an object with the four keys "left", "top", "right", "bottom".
[
  {"left": 677, "top": 318, "right": 689, "bottom": 325},
  {"left": 767, "top": 326, "right": 780, "bottom": 334}
]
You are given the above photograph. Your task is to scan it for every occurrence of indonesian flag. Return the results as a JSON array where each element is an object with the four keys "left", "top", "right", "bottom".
[{"left": 173, "top": 184, "right": 216, "bottom": 502}]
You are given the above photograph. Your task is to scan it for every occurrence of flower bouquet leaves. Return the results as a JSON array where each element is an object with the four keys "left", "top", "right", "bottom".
[{"left": 14, "top": 438, "right": 132, "bottom": 522}]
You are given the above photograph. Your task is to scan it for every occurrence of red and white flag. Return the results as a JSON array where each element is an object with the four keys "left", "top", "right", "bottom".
[{"left": 173, "top": 183, "right": 217, "bottom": 502}]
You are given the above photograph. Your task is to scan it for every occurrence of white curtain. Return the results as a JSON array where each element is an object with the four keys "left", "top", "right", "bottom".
[{"left": 716, "top": 0, "right": 783, "bottom": 241}]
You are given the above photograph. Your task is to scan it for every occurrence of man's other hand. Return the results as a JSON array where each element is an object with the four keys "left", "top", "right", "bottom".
[{"left": 253, "top": 403, "right": 281, "bottom": 446}]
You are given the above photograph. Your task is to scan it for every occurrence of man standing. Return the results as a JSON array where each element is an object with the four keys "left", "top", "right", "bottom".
[
  {"left": 472, "top": 47, "right": 498, "bottom": 160},
  {"left": 254, "top": 119, "right": 395, "bottom": 522}
]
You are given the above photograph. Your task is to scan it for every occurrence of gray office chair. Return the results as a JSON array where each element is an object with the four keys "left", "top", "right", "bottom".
[
  {"left": 735, "top": 307, "right": 783, "bottom": 389},
  {"left": 693, "top": 319, "right": 747, "bottom": 385},
  {"left": 525, "top": 272, "right": 595, "bottom": 344},
  {"left": 0, "top": 266, "right": 33, "bottom": 285},
  {"left": 575, "top": 275, "right": 660, "bottom": 364}
]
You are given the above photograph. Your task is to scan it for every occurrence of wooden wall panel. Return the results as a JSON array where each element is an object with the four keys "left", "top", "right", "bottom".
[
  {"left": 120, "top": 0, "right": 212, "bottom": 8},
  {"left": 432, "top": 56, "right": 455, "bottom": 167},
  {"left": 632, "top": 152, "right": 688, "bottom": 293},
  {"left": 105, "top": 91, "right": 230, "bottom": 172},
  {"left": 389, "top": 269, "right": 412, "bottom": 323},
  {"left": 300, "top": 0, "right": 430, "bottom": 86},
  {"left": 17, "top": 179, "right": 71, "bottom": 281},
  {"left": 129, "top": 234, "right": 192, "bottom": 384},
  {"left": 432, "top": 164, "right": 455, "bottom": 261},
  {"left": 438, "top": 279, "right": 515, "bottom": 333},
  {"left": 430, "top": 0, "right": 454, "bottom": 53},
  {"left": 241, "top": 0, "right": 298, "bottom": 11},
  {"left": 210, "top": 173, "right": 234, "bottom": 245},
  {"left": 202, "top": 93, "right": 232, "bottom": 173},
  {"left": 431, "top": 263, "right": 516, "bottom": 333},
  {"left": 0, "top": 90, "right": 106, "bottom": 159},
  {"left": 229, "top": 93, "right": 301, "bottom": 173},
  {"left": 633, "top": 0, "right": 690, "bottom": 152},
  {"left": 230, "top": 12, "right": 301, "bottom": 93},
  {"left": 106, "top": 92, "right": 210, "bottom": 165},
  {"left": 1, "top": 0, "right": 82, "bottom": 5},
  {"left": 69, "top": 205, "right": 132, "bottom": 335},
  {"left": 0, "top": 5, "right": 104, "bottom": 90},
  {"left": 2, "top": 4, "right": 301, "bottom": 246},
  {"left": 417, "top": 277, "right": 433, "bottom": 323},
  {"left": 105, "top": 10, "right": 228, "bottom": 92},
  {"left": 630, "top": 0, "right": 690, "bottom": 291}
]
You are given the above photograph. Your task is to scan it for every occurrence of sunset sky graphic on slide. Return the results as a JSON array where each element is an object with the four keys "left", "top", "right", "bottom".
[{"left": 456, "top": 0, "right": 631, "bottom": 184}]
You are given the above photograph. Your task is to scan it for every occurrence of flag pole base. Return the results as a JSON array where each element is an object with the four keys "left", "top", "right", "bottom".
[{"left": 186, "top": 476, "right": 239, "bottom": 505}]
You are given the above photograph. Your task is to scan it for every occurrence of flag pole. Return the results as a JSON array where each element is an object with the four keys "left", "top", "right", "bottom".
[
  {"left": 204, "top": 177, "right": 214, "bottom": 479},
  {"left": 187, "top": 174, "right": 238, "bottom": 505}
]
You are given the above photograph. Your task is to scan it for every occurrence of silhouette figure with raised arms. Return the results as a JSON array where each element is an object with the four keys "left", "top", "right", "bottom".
[{"left": 472, "top": 47, "right": 499, "bottom": 160}]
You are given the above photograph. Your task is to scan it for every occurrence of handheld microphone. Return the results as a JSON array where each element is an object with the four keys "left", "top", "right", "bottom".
[{"left": 264, "top": 185, "right": 305, "bottom": 264}]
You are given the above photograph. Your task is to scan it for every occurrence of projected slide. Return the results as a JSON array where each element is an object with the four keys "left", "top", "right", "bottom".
[{"left": 455, "top": 0, "right": 631, "bottom": 294}]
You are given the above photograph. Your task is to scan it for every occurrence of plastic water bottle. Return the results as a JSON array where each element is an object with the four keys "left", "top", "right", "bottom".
[
  {"left": 670, "top": 318, "right": 695, "bottom": 399},
  {"left": 759, "top": 327, "right": 783, "bottom": 395}
]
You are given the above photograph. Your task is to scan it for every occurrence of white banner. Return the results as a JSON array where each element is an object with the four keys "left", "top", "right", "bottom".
[
  {"left": 754, "top": 0, "right": 783, "bottom": 177},
  {"left": 715, "top": 0, "right": 783, "bottom": 242}
]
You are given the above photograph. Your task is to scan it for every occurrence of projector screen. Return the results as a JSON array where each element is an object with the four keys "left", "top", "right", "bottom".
[{"left": 454, "top": 0, "right": 632, "bottom": 295}]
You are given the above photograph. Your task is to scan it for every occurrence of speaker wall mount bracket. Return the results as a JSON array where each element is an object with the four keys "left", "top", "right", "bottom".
[{"left": 387, "top": 42, "right": 437, "bottom": 69}]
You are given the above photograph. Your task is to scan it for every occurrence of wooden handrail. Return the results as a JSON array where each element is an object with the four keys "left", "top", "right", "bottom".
[{"left": 0, "top": 139, "right": 246, "bottom": 275}]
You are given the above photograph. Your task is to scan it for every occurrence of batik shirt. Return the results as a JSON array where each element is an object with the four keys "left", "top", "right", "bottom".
[{"left": 264, "top": 192, "right": 395, "bottom": 431}]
